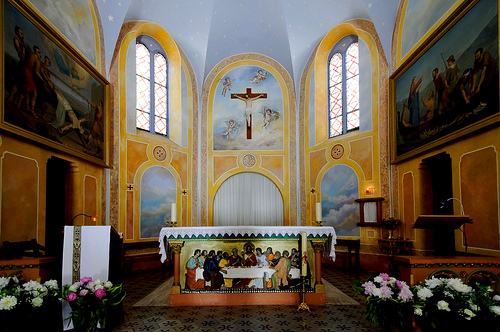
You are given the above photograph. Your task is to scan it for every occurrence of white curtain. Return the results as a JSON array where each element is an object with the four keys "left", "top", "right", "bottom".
[{"left": 214, "top": 172, "right": 283, "bottom": 226}]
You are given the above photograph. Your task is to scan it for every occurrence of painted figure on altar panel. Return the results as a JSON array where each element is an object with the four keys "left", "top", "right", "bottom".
[
  {"left": 202, "top": 250, "right": 227, "bottom": 290},
  {"left": 185, "top": 249, "right": 205, "bottom": 290},
  {"left": 272, "top": 250, "right": 291, "bottom": 290},
  {"left": 255, "top": 247, "right": 267, "bottom": 267},
  {"left": 243, "top": 242, "right": 257, "bottom": 266}
]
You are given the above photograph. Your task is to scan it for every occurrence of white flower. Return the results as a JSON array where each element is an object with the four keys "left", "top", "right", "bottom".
[
  {"left": 374, "top": 276, "right": 383, "bottom": 284},
  {"left": 493, "top": 295, "right": 500, "bottom": 301},
  {"left": 23, "top": 280, "right": 42, "bottom": 292},
  {"left": 437, "top": 300, "right": 451, "bottom": 311},
  {"left": 44, "top": 280, "right": 59, "bottom": 290},
  {"left": 490, "top": 306, "right": 500, "bottom": 316},
  {"left": 446, "top": 279, "right": 473, "bottom": 293},
  {"left": 0, "top": 277, "right": 9, "bottom": 290},
  {"left": 104, "top": 281, "right": 113, "bottom": 289},
  {"left": 469, "top": 303, "right": 480, "bottom": 312},
  {"left": 69, "top": 284, "right": 79, "bottom": 292},
  {"left": 414, "top": 308, "right": 423, "bottom": 316},
  {"left": 417, "top": 287, "right": 433, "bottom": 301},
  {"left": 425, "top": 277, "right": 442, "bottom": 289},
  {"left": 463, "top": 308, "right": 475, "bottom": 320},
  {"left": 372, "top": 288, "right": 382, "bottom": 298},
  {"left": 0, "top": 296, "right": 17, "bottom": 310},
  {"left": 94, "top": 284, "right": 105, "bottom": 290},
  {"left": 443, "top": 290, "right": 454, "bottom": 299},
  {"left": 31, "top": 297, "right": 43, "bottom": 307}
]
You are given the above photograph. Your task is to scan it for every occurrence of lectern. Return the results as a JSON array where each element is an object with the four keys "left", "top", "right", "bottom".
[{"left": 413, "top": 215, "right": 473, "bottom": 255}]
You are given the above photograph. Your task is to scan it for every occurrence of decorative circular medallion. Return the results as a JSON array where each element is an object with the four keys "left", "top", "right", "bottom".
[
  {"left": 153, "top": 146, "right": 167, "bottom": 161},
  {"left": 242, "top": 154, "right": 256, "bottom": 167},
  {"left": 331, "top": 144, "right": 344, "bottom": 159}
]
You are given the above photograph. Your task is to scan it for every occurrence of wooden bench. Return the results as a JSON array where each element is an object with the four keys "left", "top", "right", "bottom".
[{"left": 1, "top": 239, "right": 45, "bottom": 260}]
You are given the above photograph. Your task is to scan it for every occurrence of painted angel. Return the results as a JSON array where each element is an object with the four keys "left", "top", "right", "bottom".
[
  {"left": 221, "top": 77, "right": 234, "bottom": 96},
  {"left": 221, "top": 119, "right": 239, "bottom": 139},
  {"left": 249, "top": 69, "right": 268, "bottom": 84},
  {"left": 260, "top": 108, "right": 279, "bottom": 129}
]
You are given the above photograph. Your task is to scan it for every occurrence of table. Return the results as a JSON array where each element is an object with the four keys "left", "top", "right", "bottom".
[{"left": 195, "top": 266, "right": 301, "bottom": 281}]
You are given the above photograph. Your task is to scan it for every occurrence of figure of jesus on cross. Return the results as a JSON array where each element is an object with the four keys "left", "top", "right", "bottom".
[{"left": 231, "top": 88, "right": 267, "bottom": 139}]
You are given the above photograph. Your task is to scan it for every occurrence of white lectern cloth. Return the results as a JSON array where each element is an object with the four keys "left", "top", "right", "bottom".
[{"left": 62, "top": 226, "right": 111, "bottom": 330}]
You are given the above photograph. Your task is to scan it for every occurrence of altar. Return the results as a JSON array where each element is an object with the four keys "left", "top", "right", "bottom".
[{"left": 158, "top": 226, "right": 336, "bottom": 306}]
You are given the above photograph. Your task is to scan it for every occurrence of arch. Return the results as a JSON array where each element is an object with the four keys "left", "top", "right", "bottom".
[
  {"left": 213, "top": 172, "right": 284, "bottom": 226},
  {"left": 139, "top": 166, "right": 176, "bottom": 238},
  {"left": 320, "top": 164, "right": 360, "bottom": 237}
]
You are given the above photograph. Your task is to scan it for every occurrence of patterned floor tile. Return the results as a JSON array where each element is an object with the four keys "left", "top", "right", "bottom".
[{"left": 110, "top": 265, "right": 378, "bottom": 332}]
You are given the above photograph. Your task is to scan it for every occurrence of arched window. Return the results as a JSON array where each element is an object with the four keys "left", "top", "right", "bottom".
[
  {"left": 328, "top": 35, "right": 359, "bottom": 138},
  {"left": 136, "top": 36, "right": 168, "bottom": 136}
]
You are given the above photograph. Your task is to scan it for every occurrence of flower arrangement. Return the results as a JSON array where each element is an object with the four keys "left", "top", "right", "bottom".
[
  {"left": 62, "top": 276, "right": 126, "bottom": 332},
  {"left": 412, "top": 277, "right": 500, "bottom": 331},
  {"left": 0, "top": 276, "right": 60, "bottom": 310},
  {"left": 0, "top": 276, "right": 61, "bottom": 330},
  {"left": 355, "top": 273, "right": 500, "bottom": 332},
  {"left": 353, "top": 273, "right": 413, "bottom": 331}
]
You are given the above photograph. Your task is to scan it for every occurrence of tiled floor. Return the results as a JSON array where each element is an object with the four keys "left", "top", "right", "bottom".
[{"left": 110, "top": 265, "right": 378, "bottom": 332}]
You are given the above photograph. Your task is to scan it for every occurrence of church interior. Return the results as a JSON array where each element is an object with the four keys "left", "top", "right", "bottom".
[{"left": 1, "top": 0, "right": 500, "bottom": 330}]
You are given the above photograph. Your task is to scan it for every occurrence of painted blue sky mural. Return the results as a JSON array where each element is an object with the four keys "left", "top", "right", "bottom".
[
  {"left": 140, "top": 166, "right": 176, "bottom": 238},
  {"left": 320, "top": 165, "right": 360, "bottom": 237},
  {"left": 213, "top": 65, "right": 284, "bottom": 151}
]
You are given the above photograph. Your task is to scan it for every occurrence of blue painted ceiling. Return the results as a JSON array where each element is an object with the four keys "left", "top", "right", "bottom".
[{"left": 96, "top": 0, "right": 400, "bottom": 90}]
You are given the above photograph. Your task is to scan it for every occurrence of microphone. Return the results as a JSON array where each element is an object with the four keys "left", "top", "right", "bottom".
[{"left": 440, "top": 197, "right": 465, "bottom": 215}]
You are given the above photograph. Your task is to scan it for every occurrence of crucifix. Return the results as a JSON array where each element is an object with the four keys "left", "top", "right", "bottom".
[{"left": 231, "top": 88, "right": 267, "bottom": 139}]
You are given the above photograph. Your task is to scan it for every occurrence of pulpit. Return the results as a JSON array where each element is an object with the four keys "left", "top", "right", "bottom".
[
  {"left": 413, "top": 215, "right": 472, "bottom": 255},
  {"left": 158, "top": 226, "right": 336, "bottom": 306}
]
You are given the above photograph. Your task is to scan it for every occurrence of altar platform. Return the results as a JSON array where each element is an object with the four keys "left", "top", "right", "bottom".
[
  {"left": 394, "top": 255, "right": 500, "bottom": 289},
  {"left": 158, "top": 226, "right": 336, "bottom": 306}
]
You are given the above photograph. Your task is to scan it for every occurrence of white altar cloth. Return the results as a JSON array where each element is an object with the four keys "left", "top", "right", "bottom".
[{"left": 158, "top": 226, "right": 336, "bottom": 263}]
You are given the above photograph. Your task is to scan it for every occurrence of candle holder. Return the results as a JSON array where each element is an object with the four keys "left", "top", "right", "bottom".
[
  {"left": 167, "top": 221, "right": 177, "bottom": 227},
  {"left": 297, "top": 276, "right": 310, "bottom": 311},
  {"left": 314, "top": 220, "right": 325, "bottom": 226}
]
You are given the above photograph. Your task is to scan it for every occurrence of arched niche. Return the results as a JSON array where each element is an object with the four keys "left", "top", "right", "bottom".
[{"left": 213, "top": 172, "right": 283, "bottom": 226}]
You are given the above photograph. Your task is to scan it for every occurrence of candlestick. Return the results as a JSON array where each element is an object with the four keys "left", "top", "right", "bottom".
[
  {"left": 301, "top": 232, "right": 307, "bottom": 276},
  {"left": 171, "top": 203, "right": 177, "bottom": 222},
  {"left": 316, "top": 202, "right": 322, "bottom": 221}
]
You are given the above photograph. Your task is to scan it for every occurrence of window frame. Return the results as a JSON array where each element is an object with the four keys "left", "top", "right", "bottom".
[
  {"left": 328, "top": 35, "right": 359, "bottom": 138},
  {"left": 135, "top": 35, "right": 169, "bottom": 137}
]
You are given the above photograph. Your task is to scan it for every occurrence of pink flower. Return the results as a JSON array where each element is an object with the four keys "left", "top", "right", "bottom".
[
  {"left": 81, "top": 277, "right": 92, "bottom": 284},
  {"left": 66, "top": 293, "right": 77, "bottom": 302},
  {"left": 379, "top": 273, "right": 391, "bottom": 281},
  {"left": 79, "top": 289, "right": 88, "bottom": 296},
  {"left": 95, "top": 288, "right": 106, "bottom": 300},
  {"left": 362, "top": 281, "right": 376, "bottom": 296},
  {"left": 396, "top": 280, "right": 403, "bottom": 289},
  {"left": 380, "top": 285, "right": 394, "bottom": 299}
]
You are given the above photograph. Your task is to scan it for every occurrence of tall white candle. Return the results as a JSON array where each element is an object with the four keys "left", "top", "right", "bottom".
[
  {"left": 301, "top": 232, "right": 307, "bottom": 276},
  {"left": 171, "top": 203, "right": 177, "bottom": 221},
  {"left": 316, "top": 202, "right": 322, "bottom": 221}
]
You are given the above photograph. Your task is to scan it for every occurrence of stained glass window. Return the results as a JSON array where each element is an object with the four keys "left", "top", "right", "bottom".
[
  {"left": 136, "top": 37, "right": 168, "bottom": 137},
  {"left": 328, "top": 36, "right": 359, "bottom": 138}
]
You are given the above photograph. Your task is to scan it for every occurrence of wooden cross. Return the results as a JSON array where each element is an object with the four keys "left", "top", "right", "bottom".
[{"left": 231, "top": 88, "right": 267, "bottom": 139}]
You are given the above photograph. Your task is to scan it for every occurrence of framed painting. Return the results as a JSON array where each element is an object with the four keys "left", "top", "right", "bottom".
[
  {"left": 1, "top": 0, "right": 109, "bottom": 167},
  {"left": 390, "top": 0, "right": 499, "bottom": 163}
]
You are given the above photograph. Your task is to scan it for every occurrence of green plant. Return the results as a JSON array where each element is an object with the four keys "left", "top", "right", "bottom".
[{"left": 61, "top": 276, "right": 126, "bottom": 332}]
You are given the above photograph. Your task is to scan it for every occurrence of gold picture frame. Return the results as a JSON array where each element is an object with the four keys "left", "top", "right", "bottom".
[
  {"left": 390, "top": 0, "right": 499, "bottom": 163},
  {"left": 1, "top": 0, "right": 109, "bottom": 167}
]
